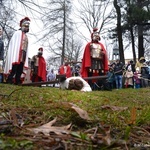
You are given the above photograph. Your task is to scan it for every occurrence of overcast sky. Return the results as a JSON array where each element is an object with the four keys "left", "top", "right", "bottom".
[{"left": 15, "top": 0, "right": 133, "bottom": 61}]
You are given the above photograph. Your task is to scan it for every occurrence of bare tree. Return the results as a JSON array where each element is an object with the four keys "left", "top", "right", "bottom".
[
  {"left": 75, "top": 0, "right": 114, "bottom": 38},
  {"left": 0, "top": 0, "right": 45, "bottom": 61},
  {"left": 39, "top": 0, "right": 76, "bottom": 65}
]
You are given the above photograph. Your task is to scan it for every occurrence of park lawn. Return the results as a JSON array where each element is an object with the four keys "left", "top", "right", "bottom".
[{"left": 0, "top": 83, "right": 150, "bottom": 150}]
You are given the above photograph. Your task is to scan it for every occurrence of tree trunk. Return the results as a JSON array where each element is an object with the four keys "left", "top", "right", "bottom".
[
  {"left": 138, "top": 24, "right": 144, "bottom": 59},
  {"left": 61, "top": 0, "right": 66, "bottom": 65},
  {"left": 137, "top": 0, "right": 144, "bottom": 59},
  {"left": 113, "top": 0, "right": 125, "bottom": 64},
  {"left": 130, "top": 27, "right": 137, "bottom": 63}
]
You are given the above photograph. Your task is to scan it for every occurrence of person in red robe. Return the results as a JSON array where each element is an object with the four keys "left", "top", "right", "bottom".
[
  {"left": 31, "top": 47, "right": 46, "bottom": 82},
  {"left": 81, "top": 28, "right": 109, "bottom": 88},
  {"left": 59, "top": 62, "right": 72, "bottom": 78}
]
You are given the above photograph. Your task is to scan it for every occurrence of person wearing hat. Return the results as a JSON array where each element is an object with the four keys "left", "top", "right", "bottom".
[
  {"left": 4, "top": 17, "right": 30, "bottom": 85},
  {"left": 30, "top": 47, "right": 46, "bottom": 82},
  {"left": 106, "top": 67, "right": 115, "bottom": 90},
  {"left": 81, "top": 28, "right": 108, "bottom": 88},
  {"left": 135, "top": 57, "right": 146, "bottom": 73}
]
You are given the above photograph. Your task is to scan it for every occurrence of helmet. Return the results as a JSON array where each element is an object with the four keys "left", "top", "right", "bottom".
[
  {"left": 91, "top": 28, "right": 101, "bottom": 41},
  {"left": 20, "top": 17, "right": 30, "bottom": 27},
  {"left": 38, "top": 47, "right": 43, "bottom": 55}
]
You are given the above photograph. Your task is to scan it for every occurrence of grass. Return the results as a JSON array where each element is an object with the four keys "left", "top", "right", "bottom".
[{"left": 0, "top": 83, "right": 150, "bottom": 149}]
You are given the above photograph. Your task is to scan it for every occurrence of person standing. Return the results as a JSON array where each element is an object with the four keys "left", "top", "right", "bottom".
[
  {"left": 47, "top": 68, "right": 56, "bottom": 87},
  {"left": 59, "top": 61, "right": 72, "bottom": 78},
  {"left": 106, "top": 67, "right": 115, "bottom": 90},
  {"left": 31, "top": 47, "right": 46, "bottom": 82},
  {"left": 113, "top": 59, "right": 124, "bottom": 89},
  {"left": 0, "top": 27, "right": 4, "bottom": 83},
  {"left": 124, "top": 65, "right": 134, "bottom": 88},
  {"left": 135, "top": 57, "right": 146, "bottom": 73},
  {"left": 0, "top": 27, "right": 4, "bottom": 61},
  {"left": 4, "top": 17, "right": 30, "bottom": 85},
  {"left": 81, "top": 28, "right": 108, "bottom": 88},
  {"left": 133, "top": 67, "right": 141, "bottom": 89},
  {"left": 140, "top": 63, "right": 149, "bottom": 88}
]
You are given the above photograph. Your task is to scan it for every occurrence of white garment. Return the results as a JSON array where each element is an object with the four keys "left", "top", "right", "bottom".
[
  {"left": 4, "top": 30, "right": 29, "bottom": 76},
  {"left": 60, "top": 76, "right": 92, "bottom": 92}
]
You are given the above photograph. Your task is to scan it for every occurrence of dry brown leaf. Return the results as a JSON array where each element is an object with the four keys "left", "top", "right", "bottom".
[
  {"left": 128, "top": 107, "right": 137, "bottom": 125},
  {"left": 9, "top": 109, "right": 19, "bottom": 127},
  {"left": 91, "top": 124, "right": 111, "bottom": 146},
  {"left": 101, "top": 105, "right": 128, "bottom": 111},
  {"left": 71, "top": 105, "right": 90, "bottom": 120},
  {"left": 27, "top": 117, "right": 72, "bottom": 136}
]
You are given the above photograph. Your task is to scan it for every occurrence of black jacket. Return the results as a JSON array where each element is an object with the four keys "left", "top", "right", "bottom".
[
  {"left": 114, "top": 62, "right": 124, "bottom": 75},
  {"left": 0, "top": 38, "right": 4, "bottom": 60}
]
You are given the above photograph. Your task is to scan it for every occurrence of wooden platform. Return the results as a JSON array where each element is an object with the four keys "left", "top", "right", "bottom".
[
  {"left": 22, "top": 75, "right": 107, "bottom": 86},
  {"left": 22, "top": 74, "right": 66, "bottom": 86}
]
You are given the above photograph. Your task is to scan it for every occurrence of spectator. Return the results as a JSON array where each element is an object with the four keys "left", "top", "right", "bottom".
[
  {"left": 0, "top": 27, "right": 4, "bottom": 61},
  {"left": 147, "top": 61, "right": 150, "bottom": 86},
  {"left": 31, "top": 47, "right": 46, "bottom": 82},
  {"left": 47, "top": 68, "right": 56, "bottom": 87},
  {"left": 106, "top": 67, "right": 115, "bottom": 90},
  {"left": 124, "top": 65, "right": 134, "bottom": 88},
  {"left": 113, "top": 59, "right": 124, "bottom": 89},
  {"left": 140, "top": 63, "right": 149, "bottom": 88},
  {"left": 126, "top": 60, "right": 135, "bottom": 73},
  {"left": 4, "top": 17, "right": 30, "bottom": 85},
  {"left": 135, "top": 57, "right": 146, "bottom": 73},
  {"left": 72, "top": 64, "right": 81, "bottom": 77},
  {"left": 133, "top": 67, "right": 141, "bottom": 89},
  {"left": 0, "top": 27, "right": 4, "bottom": 83}
]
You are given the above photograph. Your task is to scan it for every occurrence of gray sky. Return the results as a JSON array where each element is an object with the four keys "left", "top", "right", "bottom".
[{"left": 15, "top": 0, "right": 133, "bottom": 61}]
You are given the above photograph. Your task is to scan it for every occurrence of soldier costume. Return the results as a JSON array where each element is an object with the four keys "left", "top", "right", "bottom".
[
  {"left": 4, "top": 17, "right": 30, "bottom": 85},
  {"left": 31, "top": 47, "right": 46, "bottom": 82},
  {"left": 81, "top": 28, "right": 108, "bottom": 88}
]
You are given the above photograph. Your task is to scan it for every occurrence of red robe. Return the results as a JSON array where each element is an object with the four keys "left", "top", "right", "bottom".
[
  {"left": 38, "top": 56, "right": 46, "bottom": 81},
  {"left": 59, "top": 65, "right": 72, "bottom": 78},
  {"left": 31, "top": 56, "right": 46, "bottom": 82},
  {"left": 81, "top": 41, "right": 109, "bottom": 78}
]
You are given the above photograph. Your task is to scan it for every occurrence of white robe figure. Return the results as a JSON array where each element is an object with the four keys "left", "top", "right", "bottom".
[
  {"left": 60, "top": 76, "right": 92, "bottom": 92},
  {"left": 4, "top": 30, "right": 29, "bottom": 78}
]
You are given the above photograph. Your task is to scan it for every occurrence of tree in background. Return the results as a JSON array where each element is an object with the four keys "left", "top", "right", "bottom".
[
  {"left": 75, "top": 0, "right": 114, "bottom": 61},
  {"left": 40, "top": 0, "right": 80, "bottom": 65},
  {"left": 113, "top": 0, "right": 125, "bottom": 64},
  {"left": 112, "top": 0, "right": 150, "bottom": 63},
  {"left": 0, "top": 0, "right": 17, "bottom": 63}
]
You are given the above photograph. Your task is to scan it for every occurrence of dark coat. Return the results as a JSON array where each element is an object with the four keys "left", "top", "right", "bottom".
[{"left": 0, "top": 38, "right": 4, "bottom": 60}]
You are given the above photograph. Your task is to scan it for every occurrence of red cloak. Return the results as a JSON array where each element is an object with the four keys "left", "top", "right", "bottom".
[
  {"left": 37, "top": 56, "right": 46, "bottom": 81},
  {"left": 81, "top": 42, "right": 109, "bottom": 78},
  {"left": 59, "top": 65, "right": 72, "bottom": 78},
  {"left": 31, "top": 56, "right": 46, "bottom": 82}
]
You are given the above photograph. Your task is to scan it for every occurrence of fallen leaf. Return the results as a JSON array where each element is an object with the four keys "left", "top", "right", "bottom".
[
  {"left": 71, "top": 105, "right": 90, "bottom": 120},
  {"left": 101, "top": 105, "right": 128, "bottom": 111},
  {"left": 27, "top": 117, "right": 72, "bottom": 136},
  {"left": 128, "top": 107, "right": 137, "bottom": 125}
]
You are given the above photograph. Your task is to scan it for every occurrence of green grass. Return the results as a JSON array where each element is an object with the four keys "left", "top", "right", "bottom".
[{"left": 0, "top": 83, "right": 150, "bottom": 149}]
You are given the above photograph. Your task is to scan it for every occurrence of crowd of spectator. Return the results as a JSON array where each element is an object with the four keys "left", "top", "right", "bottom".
[
  {"left": 46, "top": 57, "right": 150, "bottom": 91},
  {"left": 107, "top": 57, "right": 150, "bottom": 90}
]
